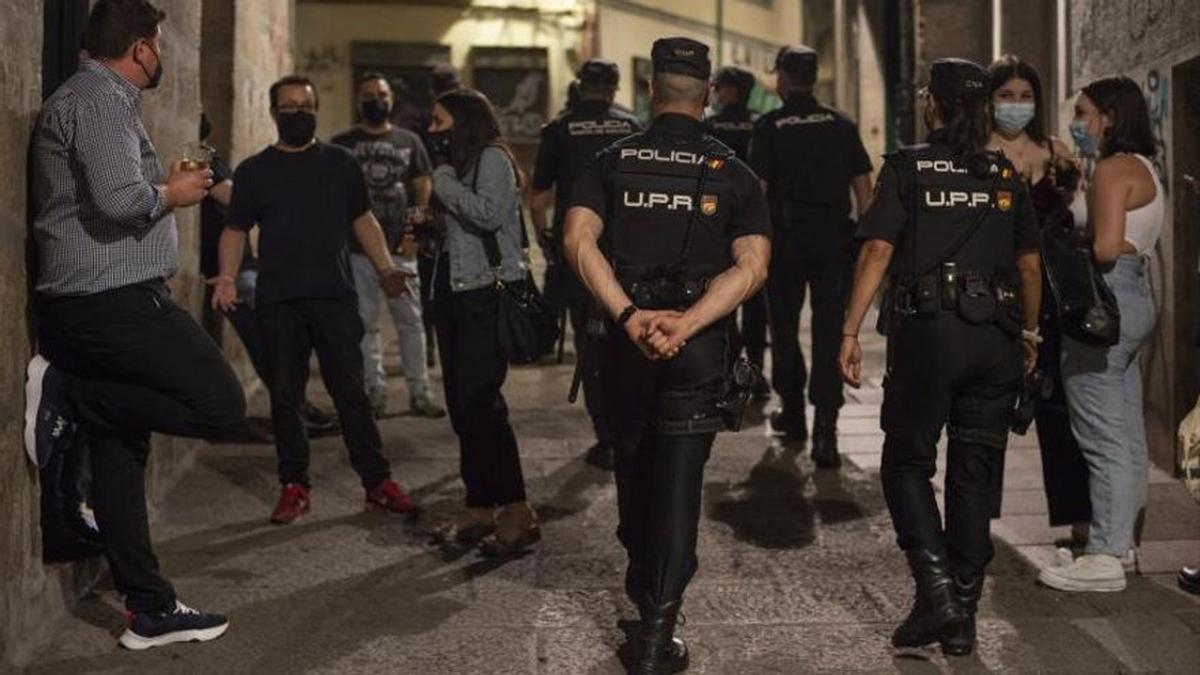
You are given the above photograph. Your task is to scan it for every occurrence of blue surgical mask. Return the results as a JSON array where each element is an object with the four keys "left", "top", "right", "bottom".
[
  {"left": 993, "top": 102, "right": 1036, "bottom": 135},
  {"left": 1069, "top": 121, "right": 1098, "bottom": 157}
]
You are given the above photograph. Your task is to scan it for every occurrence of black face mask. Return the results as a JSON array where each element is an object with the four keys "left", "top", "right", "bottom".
[
  {"left": 276, "top": 111, "right": 317, "bottom": 147},
  {"left": 360, "top": 99, "right": 391, "bottom": 126},
  {"left": 136, "top": 42, "right": 163, "bottom": 90},
  {"left": 427, "top": 129, "right": 452, "bottom": 164}
]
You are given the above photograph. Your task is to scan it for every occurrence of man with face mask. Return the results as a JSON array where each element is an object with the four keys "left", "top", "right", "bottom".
[
  {"left": 28, "top": 0, "right": 245, "bottom": 650},
  {"left": 332, "top": 73, "right": 444, "bottom": 419},
  {"left": 213, "top": 75, "right": 420, "bottom": 527}
]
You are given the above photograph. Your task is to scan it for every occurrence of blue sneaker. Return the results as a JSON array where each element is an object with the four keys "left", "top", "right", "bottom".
[
  {"left": 118, "top": 601, "right": 229, "bottom": 650},
  {"left": 24, "top": 355, "right": 75, "bottom": 468}
]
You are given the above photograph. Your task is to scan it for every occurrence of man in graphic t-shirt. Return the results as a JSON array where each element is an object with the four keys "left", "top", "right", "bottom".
[{"left": 333, "top": 72, "right": 445, "bottom": 419}]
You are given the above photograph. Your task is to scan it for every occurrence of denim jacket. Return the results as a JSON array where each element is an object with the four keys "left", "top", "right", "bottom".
[{"left": 431, "top": 146, "right": 528, "bottom": 293}]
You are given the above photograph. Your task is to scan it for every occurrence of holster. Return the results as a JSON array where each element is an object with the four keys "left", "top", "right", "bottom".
[{"left": 715, "top": 358, "right": 760, "bottom": 432}]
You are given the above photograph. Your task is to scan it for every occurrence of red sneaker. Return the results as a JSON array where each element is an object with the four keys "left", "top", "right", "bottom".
[
  {"left": 270, "top": 483, "right": 311, "bottom": 524},
  {"left": 365, "top": 479, "right": 418, "bottom": 516}
]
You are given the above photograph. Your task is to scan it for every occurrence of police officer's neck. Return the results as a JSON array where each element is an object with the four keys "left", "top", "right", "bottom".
[{"left": 651, "top": 102, "right": 704, "bottom": 122}]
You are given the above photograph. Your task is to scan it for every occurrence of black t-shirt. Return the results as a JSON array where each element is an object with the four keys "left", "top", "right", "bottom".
[
  {"left": 568, "top": 113, "right": 771, "bottom": 279},
  {"left": 704, "top": 104, "right": 756, "bottom": 161},
  {"left": 857, "top": 141, "right": 1039, "bottom": 278},
  {"left": 331, "top": 126, "right": 431, "bottom": 253},
  {"left": 750, "top": 94, "right": 872, "bottom": 224},
  {"left": 532, "top": 100, "right": 641, "bottom": 230},
  {"left": 199, "top": 150, "right": 235, "bottom": 278},
  {"left": 229, "top": 142, "right": 370, "bottom": 304}
]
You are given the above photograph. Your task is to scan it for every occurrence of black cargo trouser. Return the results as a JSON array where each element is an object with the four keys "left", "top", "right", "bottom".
[
  {"left": 603, "top": 325, "right": 725, "bottom": 606},
  {"left": 566, "top": 270, "right": 611, "bottom": 446},
  {"left": 257, "top": 298, "right": 391, "bottom": 489},
  {"left": 768, "top": 228, "right": 852, "bottom": 413},
  {"left": 37, "top": 280, "right": 247, "bottom": 612},
  {"left": 880, "top": 315, "right": 1023, "bottom": 577},
  {"left": 729, "top": 290, "right": 768, "bottom": 370}
]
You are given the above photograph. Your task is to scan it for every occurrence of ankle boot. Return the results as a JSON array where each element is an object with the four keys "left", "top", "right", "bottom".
[
  {"left": 633, "top": 597, "right": 688, "bottom": 674},
  {"left": 811, "top": 409, "right": 840, "bottom": 468},
  {"left": 478, "top": 501, "right": 541, "bottom": 558},
  {"left": 941, "top": 575, "right": 983, "bottom": 656},
  {"left": 770, "top": 402, "right": 808, "bottom": 441},
  {"left": 892, "top": 549, "right": 964, "bottom": 648}
]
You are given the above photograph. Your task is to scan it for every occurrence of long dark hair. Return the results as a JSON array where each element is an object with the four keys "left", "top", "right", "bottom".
[
  {"left": 1081, "top": 76, "right": 1157, "bottom": 158},
  {"left": 987, "top": 54, "right": 1047, "bottom": 143},
  {"left": 930, "top": 89, "right": 991, "bottom": 173},
  {"left": 435, "top": 88, "right": 523, "bottom": 186}
]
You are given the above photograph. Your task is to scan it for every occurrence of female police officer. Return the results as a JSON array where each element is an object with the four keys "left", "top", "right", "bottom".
[{"left": 838, "top": 58, "right": 1042, "bottom": 656}]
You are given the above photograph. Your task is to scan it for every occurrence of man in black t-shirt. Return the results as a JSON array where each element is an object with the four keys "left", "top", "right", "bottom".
[
  {"left": 750, "top": 45, "right": 874, "bottom": 465},
  {"left": 213, "top": 75, "right": 418, "bottom": 525},
  {"left": 333, "top": 73, "right": 444, "bottom": 420}
]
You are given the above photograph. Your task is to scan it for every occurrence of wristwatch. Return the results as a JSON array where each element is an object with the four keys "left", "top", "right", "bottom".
[{"left": 616, "top": 304, "right": 639, "bottom": 328}]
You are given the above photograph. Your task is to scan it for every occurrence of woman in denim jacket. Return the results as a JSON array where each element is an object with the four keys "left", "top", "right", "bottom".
[
  {"left": 423, "top": 88, "right": 538, "bottom": 556},
  {"left": 1038, "top": 77, "right": 1163, "bottom": 593}
]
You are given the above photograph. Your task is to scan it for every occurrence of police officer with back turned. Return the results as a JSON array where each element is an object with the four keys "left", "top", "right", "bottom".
[
  {"left": 751, "top": 45, "right": 873, "bottom": 466},
  {"left": 563, "top": 38, "right": 770, "bottom": 673},
  {"left": 706, "top": 65, "right": 769, "bottom": 397},
  {"left": 839, "top": 58, "right": 1042, "bottom": 656},
  {"left": 532, "top": 58, "right": 640, "bottom": 471}
]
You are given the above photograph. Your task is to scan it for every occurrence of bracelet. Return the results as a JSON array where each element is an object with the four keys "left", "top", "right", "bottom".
[
  {"left": 1022, "top": 329, "right": 1043, "bottom": 345},
  {"left": 616, "top": 304, "right": 639, "bottom": 327}
]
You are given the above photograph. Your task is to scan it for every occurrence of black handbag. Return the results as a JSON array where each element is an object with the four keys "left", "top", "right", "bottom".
[
  {"left": 479, "top": 229, "right": 559, "bottom": 364},
  {"left": 1039, "top": 214, "right": 1120, "bottom": 347}
]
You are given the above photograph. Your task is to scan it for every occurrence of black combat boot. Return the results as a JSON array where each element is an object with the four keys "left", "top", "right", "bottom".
[
  {"left": 769, "top": 402, "right": 807, "bottom": 442},
  {"left": 811, "top": 409, "right": 841, "bottom": 468},
  {"left": 892, "top": 549, "right": 965, "bottom": 649},
  {"left": 941, "top": 574, "right": 984, "bottom": 656},
  {"left": 633, "top": 598, "right": 688, "bottom": 674}
]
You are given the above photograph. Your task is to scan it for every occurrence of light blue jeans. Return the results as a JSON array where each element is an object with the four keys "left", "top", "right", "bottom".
[
  {"left": 350, "top": 253, "right": 429, "bottom": 402},
  {"left": 1061, "top": 255, "right": 1156, "bottom": 557}
]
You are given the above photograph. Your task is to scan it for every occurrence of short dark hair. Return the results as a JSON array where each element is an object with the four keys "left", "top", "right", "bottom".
[
  {"left": 83, "top": 0, "right": 165, "bottom": 60},
  {"left": 356, "top": 71, "right": 390, "bottom": 93},
  {"left": 270, "top": 75, "right": 319, "bottom": 110},
  {"left": 988, "top": 55, "right": 1047, "bottom": 143},
  {"left": 1082, "top": 76, "right": 1157, "bottom": 158}
]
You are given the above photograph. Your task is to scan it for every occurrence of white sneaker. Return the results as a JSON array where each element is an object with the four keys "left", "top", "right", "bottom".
[
  {"left": 1054, "top": 547, "right": 1137, "bottom": 573},
  {"left": 1038, "top": 553, "right": 1127, "bottom": 592}
]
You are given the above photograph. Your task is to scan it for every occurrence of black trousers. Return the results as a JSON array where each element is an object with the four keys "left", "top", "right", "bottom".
[
  {"left": 36, "top": 280, "right": 246, "bottom": 612},
  {"left": 418, "top": 253, "right": 438, "bottom": 355},
  {"left": 568, "top": 297, "right": 611, "bottom": 445},
  {"left": 768, "top": 231, "right": 851, "bottom": 412},
  {"left": 880, "top": 316, "right": 1022, "bottom": 577},
  {"left": 603, "top": 326, "right": 724, "bottom": 605},
  {"left": 1034, "top": 297, "right": 1092, "bottom": 526},
  {"left": 433, "top": 262, "right": 526, "bottom": 508},
  {"left": 257, "top": 298, "right": 390, "bottom": 489}
]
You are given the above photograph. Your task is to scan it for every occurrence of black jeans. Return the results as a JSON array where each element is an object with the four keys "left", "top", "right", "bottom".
[
  {"left": 880, "top": 315, "right": 1022, "bottom": 577},
  {"left": 433, "top": 261, "right": 526, "bottom": 508},
  {"left": 768, "top": 231, "right": 851, "bottom": 412},
  {"left": 257, "top": 298, "right": 390, "bottom": 489},
  {"left": 1034, "top": 296, "right": 1092, "bottom": 526},
  {"left": 36, "top": 280, "right": 246, "bottom": 612},
  {"left": 602, "top": 327, "right": 724, "bottom": 605}
]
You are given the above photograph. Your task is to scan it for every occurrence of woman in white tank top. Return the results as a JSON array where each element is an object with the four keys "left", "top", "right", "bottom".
[{"left": 1038, "top": 76, "right": 1163, "bottom": 594}]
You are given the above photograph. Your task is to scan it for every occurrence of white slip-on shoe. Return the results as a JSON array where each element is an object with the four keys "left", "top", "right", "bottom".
[{"left": 1038, "top": 553, "right": 1127, "bottom": 593}]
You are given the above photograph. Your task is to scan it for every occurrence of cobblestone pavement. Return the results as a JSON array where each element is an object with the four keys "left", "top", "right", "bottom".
[{"left": 22, "top": 324, "right": 1200, "bottom": 674}]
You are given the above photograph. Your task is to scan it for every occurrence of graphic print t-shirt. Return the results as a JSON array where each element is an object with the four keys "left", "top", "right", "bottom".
[{"left": 332, "top": 126, "right": 432, "bottom": 252}]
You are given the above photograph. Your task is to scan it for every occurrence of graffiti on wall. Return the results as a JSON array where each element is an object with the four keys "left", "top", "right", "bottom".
[{"left": 1142, "top": 68, "right": 1170, "bottom": 193}]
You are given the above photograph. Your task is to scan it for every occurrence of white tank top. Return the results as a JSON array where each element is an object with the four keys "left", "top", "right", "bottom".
[{"left": 1124, "top": 154, "right": 1164, "bottom": 255}]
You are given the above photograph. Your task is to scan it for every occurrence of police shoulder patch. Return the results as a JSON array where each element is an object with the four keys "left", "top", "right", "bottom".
[
  {"left": 701, "top": 194, "right": 718, "bottom": 215},
  {"left": 996, "top": 190, "right": 1013, "bottom": 211}
]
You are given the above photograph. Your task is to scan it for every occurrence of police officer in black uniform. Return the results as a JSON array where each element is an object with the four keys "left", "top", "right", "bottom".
[
  {"left": 750, "top": 45, "right": 874, "bottom": 466},
  {"left": 706, "top": 65, "right": 769, "bottom": 398},
  {"left": 563, "top": 38, "right": 770, "bottom": 674},
  {"left": 839, "top": 58, "right": 1042, "bottom": 656},
  {"left": 532, "top": 58, "right": 641, "bottom": 471}
]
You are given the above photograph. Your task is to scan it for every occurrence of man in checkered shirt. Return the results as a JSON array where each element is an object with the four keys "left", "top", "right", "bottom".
[{"left": 26, "top": 0, "right": 242, "bottom": 651}]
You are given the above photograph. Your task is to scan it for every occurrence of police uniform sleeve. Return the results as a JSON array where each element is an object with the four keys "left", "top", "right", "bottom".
[
  {"left": 730, "top": 163, "right": 771, "bottom": 240},
  {"left": 1012, "top": 181, "right": 1040, "bottom": 253},
  {"left": 856, "top": 159, "right": 905, "bottom": 244},
  {"left": 565, "top": 151, "right": 609, "bottom": 221},
  {"left": 531, "top": 122, "right": 558, "bottom": 192},
  {"left": 747, "top": 120, "right": 772, "bottom": 180},
  {"left": 847, "top": 123, "right": 873, "bottom": 176}
]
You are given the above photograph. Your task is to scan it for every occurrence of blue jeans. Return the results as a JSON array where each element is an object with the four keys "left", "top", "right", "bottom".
[
  {"left": 1061, "top": 255, "right": 1156, "bottom": 557},
  {"left": 350, "top": 253, "right": 429, "bottom": 402}
]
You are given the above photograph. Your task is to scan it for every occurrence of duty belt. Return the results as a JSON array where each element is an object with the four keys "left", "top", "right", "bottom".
[
  {"left": 622, "top": 275, "right": 711, "bottom": 310},
  {"left": 894, "top": 264, "right": 1017, "bottom": 316}
]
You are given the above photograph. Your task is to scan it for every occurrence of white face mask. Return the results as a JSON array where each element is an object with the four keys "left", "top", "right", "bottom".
[{"left": 993, "top": 101, "right": 1036, "bottom": 135}]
